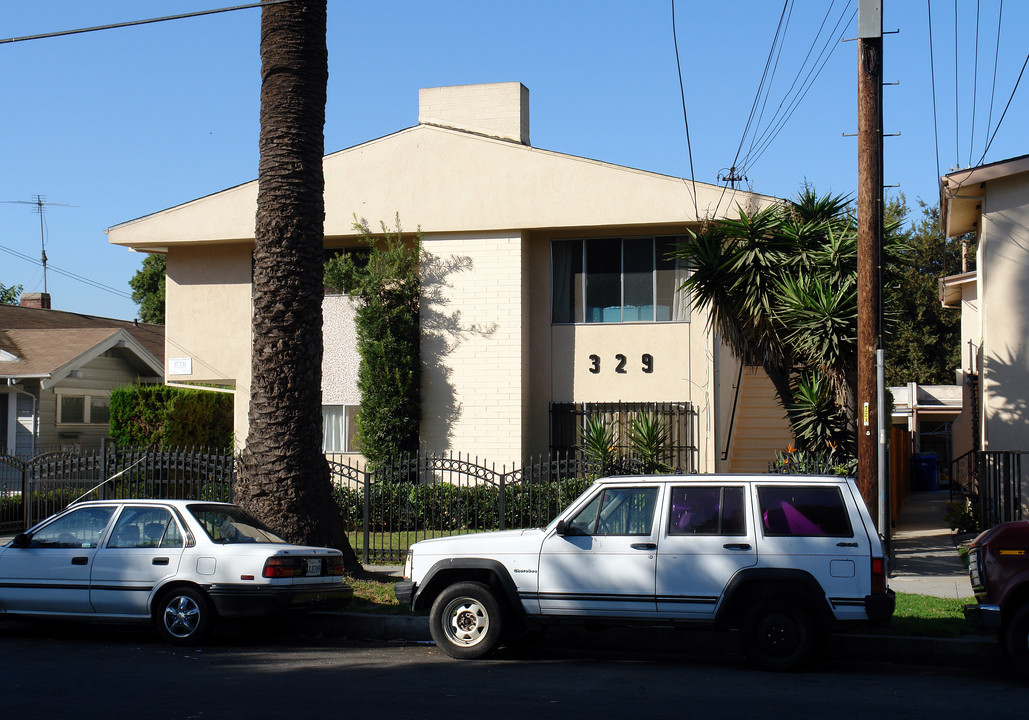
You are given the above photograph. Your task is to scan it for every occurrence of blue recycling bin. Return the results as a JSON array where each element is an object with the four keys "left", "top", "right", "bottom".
[{"left": 910, "top": 452, "right": 939, "bottom": 492}]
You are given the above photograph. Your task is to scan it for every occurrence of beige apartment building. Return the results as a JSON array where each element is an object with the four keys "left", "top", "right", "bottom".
[
  {"left": 941, "top": 154, "right": 1029, "bottom": 478},
  {"left": 108, "top": 82, "right": 790, "bottom": 472}
]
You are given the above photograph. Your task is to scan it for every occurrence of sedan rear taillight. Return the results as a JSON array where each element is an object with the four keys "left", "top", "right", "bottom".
[
  {"left": 871, "top": 556, "right": 887, "bottom": 595},
  {"left": 263, "top": 557, "right": 296, "bottom": 578},
  {"left": 262, "top": 555, "right": 343, "bottom": 578},
  {"left": 326, "top": 555, "right": 345, "bottom": 577}
]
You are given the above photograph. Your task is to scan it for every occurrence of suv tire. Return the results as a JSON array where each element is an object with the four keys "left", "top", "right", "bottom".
[
  {"left": 740, "top": 597, "right": 816, "bottom": 671},
  {"left": 430, "top": 581, "right": 505, "bottom": 659}
]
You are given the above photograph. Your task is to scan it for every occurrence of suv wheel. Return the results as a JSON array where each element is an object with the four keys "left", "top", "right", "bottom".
[
  {"left": 429, "top": 581, "right": 504, "bottom": 659},
  {"left": 740, "top": 598, "right": 816, "bottom": 671},
  {"left": 1003, "top": 604, "right": 1029, "bottom": 677}
]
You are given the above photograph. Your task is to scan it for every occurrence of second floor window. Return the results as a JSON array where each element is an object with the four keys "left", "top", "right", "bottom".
[{"left": 552, "top": 237, "right": 689, "bottom": 323}]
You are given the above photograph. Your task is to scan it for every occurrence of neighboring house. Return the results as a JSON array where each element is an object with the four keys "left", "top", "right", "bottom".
[
  {"left": 940, "top": 153, "right": 1029, "bottom": 515},
  {"left": 0, "top": 295, "right": 164, "bottom": 456},
  {"left": 107, "top": 82, "right": 789, "bottom": 473}
]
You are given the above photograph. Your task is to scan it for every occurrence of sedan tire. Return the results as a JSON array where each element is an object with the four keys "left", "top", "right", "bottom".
[{"left": 155, "top": 587, "right": 213, "bottom": 645}]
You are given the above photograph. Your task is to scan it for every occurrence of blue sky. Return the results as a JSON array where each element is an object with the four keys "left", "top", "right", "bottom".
[{"left": 1, "top": 1, "right": 1026, "bottom": 320}]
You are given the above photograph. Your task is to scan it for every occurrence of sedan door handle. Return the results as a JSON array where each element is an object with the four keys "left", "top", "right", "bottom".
[
  {"left": 723, "top": 543, "right": 752, "bottom": 551},
  {"left": 630, "top": 543, "right": 657, "bottom": 550},
  {"left": 71, "top": 556, "right": 88, "bottom": 565},
  {"left": 152, "top": 557, "right": 170, "bottom": 566},
  {"left": 837, "top": 542, "right": 859, "bottom": 547}
]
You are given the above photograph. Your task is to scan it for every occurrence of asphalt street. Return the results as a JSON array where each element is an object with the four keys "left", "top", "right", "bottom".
[{"left": 1, "top": 617, "right": 1026, "bottom": 720}]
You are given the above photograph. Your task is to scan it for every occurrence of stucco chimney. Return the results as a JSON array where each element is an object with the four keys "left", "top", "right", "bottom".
[
  {"left": 418, "top": 82, "right": 530, "bottom": 146},
  {"left": 19, "top": 292, "right": 51, "bottom": 309}
]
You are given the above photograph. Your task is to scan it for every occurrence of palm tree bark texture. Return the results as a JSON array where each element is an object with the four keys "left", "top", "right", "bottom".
[{"left": 235, "top": 0, "right": 358, "bottom": 570}]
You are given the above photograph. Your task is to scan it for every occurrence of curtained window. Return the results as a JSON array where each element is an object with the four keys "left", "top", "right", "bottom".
[
  {"left": 552, "top": 236, "right": 689, "bottom": 323},
  {"left": 322, "top": 405, "right": 359, "bottom": 452}
]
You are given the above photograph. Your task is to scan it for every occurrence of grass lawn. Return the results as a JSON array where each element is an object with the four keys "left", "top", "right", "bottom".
[{"left": 888, "top": 592, "right": 982, "bottom": 637}]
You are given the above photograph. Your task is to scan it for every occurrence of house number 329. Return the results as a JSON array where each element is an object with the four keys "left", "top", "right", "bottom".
[{"left": 588, "top": 353, "right": 654, "bottom": 374}]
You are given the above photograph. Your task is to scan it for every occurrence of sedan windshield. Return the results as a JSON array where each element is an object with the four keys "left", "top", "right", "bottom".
[{"left": 187, "top": 504, "right": 286, "bottom": 544}]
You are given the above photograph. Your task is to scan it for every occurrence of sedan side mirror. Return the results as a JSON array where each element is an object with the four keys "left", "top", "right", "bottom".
[
  {"left": 555, "top": 520, "right": 570, "bottom": 536},
  {"left": 11, "top": 533, "right": 31, "bottom": 548}
]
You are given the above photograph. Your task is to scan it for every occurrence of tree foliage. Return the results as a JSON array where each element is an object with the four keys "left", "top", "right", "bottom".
[
  {"left": 0, "top": 282, "right": 22, "bottom": 305},
  {"left": 109, "top": 384, "right": 232, "bottom": 448},
  {"left": 674, "top": 189, "right": 903, "bottom": 463},
  {"left": 128, "top": 254, "right": 166, "bottom": 324},
  {"left": 884, "top": 199, "right": 972, "bottom": 386},
  {"left": 324, "top": 215, "right": 421, "bottom": 465}
]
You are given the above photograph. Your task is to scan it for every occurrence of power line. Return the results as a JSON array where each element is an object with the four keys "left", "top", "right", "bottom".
[
  {"left": 953, "top": 0, "right": 959, "bottom": 167},
  {"left": 0, "top": 242, "right": 132, "bottom": 299},
  {"left": 927, "top": 0, "right": 942, "bottom": 183},
  {"left": 670, "top": 0, "right": 699, "bottom": 219},
  {"left": 967, "top": 0, "right": 980, "bottom": 168},
  {"left": 714, "top": 0, "right": 793, "bottom": 214},
  {"left": 983, "top": 0, "right": 1004, "bottom": 163},
  {"left": 976, "top": 47, "right": 1028, "bottom": 165},
  {"left": 739, "top": 2, "right": 855, "bottom": 175},
  {"left": 0, "top": 1, "right": 289, "bottom": 44}
]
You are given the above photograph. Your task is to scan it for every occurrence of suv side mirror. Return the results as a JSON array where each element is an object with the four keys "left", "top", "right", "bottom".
[{"left": 555, "top": 520, "right": 570, "bottom": 536}]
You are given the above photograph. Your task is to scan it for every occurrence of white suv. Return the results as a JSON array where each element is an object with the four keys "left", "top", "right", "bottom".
[{"left": 395, "top": 474, "right": 894, "bottom": 670}]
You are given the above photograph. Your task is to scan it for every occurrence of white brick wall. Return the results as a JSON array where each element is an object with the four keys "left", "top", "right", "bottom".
[
  {"left": 420, "top": 232, "right": 526, "bottom": 461},
  {"left": 418, "top": 82, "right": 529, "bottom": 145}
]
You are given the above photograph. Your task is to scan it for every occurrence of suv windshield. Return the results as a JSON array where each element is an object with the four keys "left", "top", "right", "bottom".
[{"left": 187, "top": 504, "right": 286, "bottom": 544}]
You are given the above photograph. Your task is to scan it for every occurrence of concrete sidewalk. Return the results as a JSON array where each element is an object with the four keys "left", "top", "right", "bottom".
[{"left": 888, "top": 490, "right": 975, "bottom": 599}]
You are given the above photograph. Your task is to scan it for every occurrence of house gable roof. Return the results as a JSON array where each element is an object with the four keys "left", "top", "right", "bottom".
[
  {"left": 0, "top": 327, "right": 162, "bottom": 388},
  {"left": 108, "top": 124, "right": 779, "bottom": 251},
  {"left": 0, "top": 303, "right": 164, "bottom": 361}
]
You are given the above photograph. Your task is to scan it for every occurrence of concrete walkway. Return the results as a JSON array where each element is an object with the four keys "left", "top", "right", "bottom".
[{"left": 888, "top": 490, "right": 975, "bottom": 599}]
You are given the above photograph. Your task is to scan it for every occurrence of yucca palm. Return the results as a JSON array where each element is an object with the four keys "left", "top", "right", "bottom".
[{"left": 673, "top": 190, "right": 858, "bottom": 458}]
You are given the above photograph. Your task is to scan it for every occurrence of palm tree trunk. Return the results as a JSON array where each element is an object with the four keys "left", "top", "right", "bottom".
[{"left": 235, "top": 0, "right": 358, "bottom": 571}]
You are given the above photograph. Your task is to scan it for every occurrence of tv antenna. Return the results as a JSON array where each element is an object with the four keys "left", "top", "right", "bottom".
[{"left": 1, "top": 194, "right": 76, "bottom": 294}]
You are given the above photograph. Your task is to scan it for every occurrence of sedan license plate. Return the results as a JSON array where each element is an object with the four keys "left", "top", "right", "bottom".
[{"left": 306, "top": 558, "right": 322, "bottom": 576}]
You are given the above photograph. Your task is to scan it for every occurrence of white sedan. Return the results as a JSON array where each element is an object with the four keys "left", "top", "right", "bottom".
[{"left": 0, "top": 499, "right": 352, "bottom": 644}]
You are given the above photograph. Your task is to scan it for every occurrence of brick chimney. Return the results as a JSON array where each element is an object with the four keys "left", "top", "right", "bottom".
[
  {"left": 20, "top": 292, "right": 51, "bottom": 309},
  {"left": 418, "top": 82, "right": 530, "bottom": 146}
]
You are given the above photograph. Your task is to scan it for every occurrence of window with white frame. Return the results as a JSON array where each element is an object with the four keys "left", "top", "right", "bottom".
[
  {"left": 322, "top": 405, "right": 359, "bottom": 453},
  {"left": 57, "top": 393, "right": 110, "bottom": 425},
  {"left": 552, "top": 236, "right": 690, "bottom": 323}
]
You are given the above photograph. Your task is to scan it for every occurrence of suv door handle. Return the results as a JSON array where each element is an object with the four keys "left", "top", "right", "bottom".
[
  {"left": 837, "top": 542, "right": 859, "bottom": 547},
  {"left": 630, "top": 543, "right": 657, "bottom": 550},
  {"left": 152, "top": 557, "right": 170, "bottom": 566},
  {"left": 723, "top": 543, "right": 752, "bottom": 551}
]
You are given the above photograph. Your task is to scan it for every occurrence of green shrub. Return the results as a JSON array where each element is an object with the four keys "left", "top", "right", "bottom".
[
  {"left": 332, "top": 476, "right": 595, "bottom": 533},
  {"left": 109, "top": 384, "right": 232, "bottom": 449}
]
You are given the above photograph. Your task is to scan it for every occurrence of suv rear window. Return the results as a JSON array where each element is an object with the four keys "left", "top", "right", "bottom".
[{"left": 758, "top": 486, "right": 853, "bottom": 538}]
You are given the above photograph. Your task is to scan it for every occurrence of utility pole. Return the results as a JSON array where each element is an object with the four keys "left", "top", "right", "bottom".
[{"left": 857, "top": 0, "right": 884, "bottom": 527}]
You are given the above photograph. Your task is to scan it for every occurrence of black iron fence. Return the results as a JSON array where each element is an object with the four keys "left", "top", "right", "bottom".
[
  {"left": 2, "top": 444, "right": 681, "bottom": 564},
  {"left": 324, "top": 450, "right": 658, "bottom": 564},
  {"left": 0, "top": 442, "right": 232, "bottom": 534},
  {"left": 549, "top": 401, "right": 697, "bottom": 473},
  {"left": 949, "top": 449, "right": 1027, "bottom": 529}
]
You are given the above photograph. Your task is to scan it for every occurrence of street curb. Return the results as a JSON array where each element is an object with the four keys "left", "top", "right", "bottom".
[{"left": 316, "top": 610, "right": 1003, "bottom": 668}]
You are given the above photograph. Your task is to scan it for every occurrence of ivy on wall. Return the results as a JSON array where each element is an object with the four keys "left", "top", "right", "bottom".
[{"left": 324, "top": 215, "right": 422, "bottom": 465}]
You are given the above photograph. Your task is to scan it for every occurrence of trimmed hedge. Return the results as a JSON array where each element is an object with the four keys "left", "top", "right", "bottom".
[
  {"left": 331, "top": 476, "right": 593, "bottom": 532},
  {"left": 109, "top": 385, "right": 232, "bottom": 449}
]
